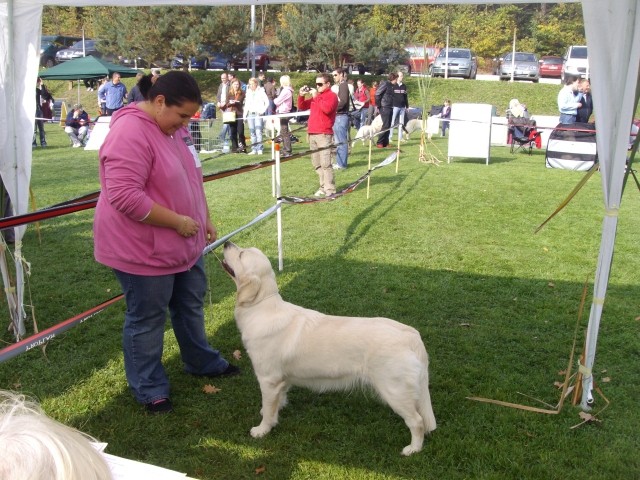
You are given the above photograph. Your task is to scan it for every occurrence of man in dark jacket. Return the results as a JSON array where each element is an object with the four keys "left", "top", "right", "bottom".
[
  {"left": 375, "top": 72, "right": 398, "bottom": 148},
  {"left": 64, "top": 104, "right": 90, "bottom": 147},
  {"left": 576, "top": 78, "right": 593, "bottom": 123},
  {"left": 390, "top": 71, "right": 408, "bottom": 143}
]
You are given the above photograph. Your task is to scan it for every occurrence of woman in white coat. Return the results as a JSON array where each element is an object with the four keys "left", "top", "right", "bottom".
[{"left": 244, "top": 77, "right": 270, "bottom": 155}]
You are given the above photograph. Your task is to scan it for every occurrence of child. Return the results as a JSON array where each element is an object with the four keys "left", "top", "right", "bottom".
[{"left": 439, "top": 99, "right": 451, "bottom": 137}]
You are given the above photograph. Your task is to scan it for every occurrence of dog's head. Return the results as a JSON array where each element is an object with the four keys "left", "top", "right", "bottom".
[{"left": 222, "top": 242, "right": 279, "bottom": 307}]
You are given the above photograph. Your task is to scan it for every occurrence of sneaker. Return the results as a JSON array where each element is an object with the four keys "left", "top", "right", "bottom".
[
  {"left": 332, "top": 164, "right": 345, "bottom": 170},
  {"left": 72, "top": 143, "right": 82, "bottom": 148},
  {"left": 247, "top": 150, "right": 257, "bottom": 155},
  {"left": 41, "top": 142, "right": 47, "bottom": 147},
  {"left": 145, "top": 398, "right": 173, "bottom": 414},
  {"left": 314, "top": 189, "right": 326, "bottom": 197},
  {"left": 197, "top": 363, "right": 241, "bottom": 379}
]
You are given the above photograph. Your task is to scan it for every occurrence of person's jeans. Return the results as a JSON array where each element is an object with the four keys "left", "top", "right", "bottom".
[
  {"left": 114, "top": 257, "right": 228, "bottom": 404},
  {"left": 559, "top": 113, "right": 576, "bottom": 124},
  {"left": 247, "top": 113, "right": 264, "bottom": 153},
  {"left": 390, "top": 107, "right": 406, "bottom": 142},
  {"left": 333, "top": 114, "right": 350, "bottom": 168},
  {"left": 441, "top": 120, "right": 449, "bottom": 137},
  {"left": 359, "top": 108, "right": 367, "bottom": 130}
]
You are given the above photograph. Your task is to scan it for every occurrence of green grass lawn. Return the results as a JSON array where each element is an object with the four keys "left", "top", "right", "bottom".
[{"left": 1, "top": 77, "right": 639, "bottom": 479}]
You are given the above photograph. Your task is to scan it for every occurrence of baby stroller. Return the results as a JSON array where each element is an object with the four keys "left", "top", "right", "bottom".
[{"left": 509, "top": 117, "right": 540, "bottom": 155}]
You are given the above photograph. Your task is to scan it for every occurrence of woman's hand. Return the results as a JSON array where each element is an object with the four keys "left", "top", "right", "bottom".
[
  {"left": 205, "top": 218, "right": 217, "bottom": 244},
  {"left": 176, "top": 215, "right": 200, "bottom": 238}
]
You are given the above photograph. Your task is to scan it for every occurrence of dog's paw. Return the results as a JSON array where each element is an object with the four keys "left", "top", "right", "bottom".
[
  {"left": 250, "top": 425, "right": 272, "bottom": 438},
  {"left": 401, "top": 444, "right": 422, "bottom": 456}
]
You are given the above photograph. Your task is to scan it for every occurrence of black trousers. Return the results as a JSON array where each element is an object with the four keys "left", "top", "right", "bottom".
[{"left": 377, "top": 106, "right": 392, "bottom": 146}]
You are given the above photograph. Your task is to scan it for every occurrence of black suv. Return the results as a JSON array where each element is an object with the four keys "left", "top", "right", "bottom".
[{"left": 40, "top": 35, "right": 81, "bottom": 67}]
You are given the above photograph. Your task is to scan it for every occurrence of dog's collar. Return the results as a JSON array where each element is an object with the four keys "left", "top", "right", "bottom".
[{"left": 251, "top": 292, "right": 280, "bottom": 306}]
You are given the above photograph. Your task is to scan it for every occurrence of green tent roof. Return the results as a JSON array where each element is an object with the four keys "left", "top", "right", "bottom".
[{"left": 39, "top": 55, "right": 141, "bottom": 80}]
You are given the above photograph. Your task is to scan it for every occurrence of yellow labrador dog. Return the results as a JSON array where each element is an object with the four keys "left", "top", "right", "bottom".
[{"left": 222, "top": 242, "right": 436, "bottom": 456}]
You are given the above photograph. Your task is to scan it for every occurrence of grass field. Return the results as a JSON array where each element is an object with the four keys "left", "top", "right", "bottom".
[{"left": 1, "top": 74, "right": 639, "bottom": 479}]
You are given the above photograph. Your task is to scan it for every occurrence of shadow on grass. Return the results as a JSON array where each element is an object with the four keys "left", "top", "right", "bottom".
[{"left": 48, "top": 251, "right": 640, "bottom": 479}]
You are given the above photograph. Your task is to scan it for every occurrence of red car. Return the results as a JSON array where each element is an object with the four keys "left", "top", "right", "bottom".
[
  {"left": 539, "top": 56, "right": 563, "bottom": 78},
  {"left": 232, "top": 44, "right": 270, "bottom": 71}
]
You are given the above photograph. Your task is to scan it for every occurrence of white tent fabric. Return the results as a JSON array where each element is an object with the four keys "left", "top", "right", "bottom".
[{"left": 1, "top": 0, "right": 639, "bottom": 410}]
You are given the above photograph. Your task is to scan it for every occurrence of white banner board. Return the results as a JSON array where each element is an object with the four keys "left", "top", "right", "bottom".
[{"left": 447, "top": 103, "right": 492, "bottom": 165}]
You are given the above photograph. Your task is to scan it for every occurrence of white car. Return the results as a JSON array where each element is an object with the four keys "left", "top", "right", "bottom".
[{"left": 561, "top": 45, "right": 589, "bottom": 82}]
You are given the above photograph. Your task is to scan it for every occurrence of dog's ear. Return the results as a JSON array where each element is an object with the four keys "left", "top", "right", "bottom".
[{"left": 236, "top": 274, "right": 262, "bottom": 307}]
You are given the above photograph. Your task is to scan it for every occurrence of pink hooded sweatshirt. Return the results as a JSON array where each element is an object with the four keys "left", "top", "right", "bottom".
[{"left": 94, "top": 104, "right": 208, "bottom": 276}]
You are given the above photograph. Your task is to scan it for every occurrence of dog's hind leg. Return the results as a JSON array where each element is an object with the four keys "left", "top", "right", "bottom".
[
  {"left": 250, "top": 377, "right": 288, "bottom": 438},
  {"left": 374, "top": 376, "right": 426, "bottom": 455}
]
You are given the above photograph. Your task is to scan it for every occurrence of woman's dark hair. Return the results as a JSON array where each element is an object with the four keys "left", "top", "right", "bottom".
[{"left": 139, "top": 71, "right": 202, "bottom": 106}]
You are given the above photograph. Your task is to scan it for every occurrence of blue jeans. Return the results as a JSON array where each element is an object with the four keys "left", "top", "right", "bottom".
[
  {"left": 559, "top": 113, "right": 576, "bottom": 124},
  {"left": 333, "top": 114, "right": 350, "bottom": 169},
  {"left": 114, "top": 256, "right": 229, "bottom": 404},
  {"left": 247, "top": 113, "right": 264, "bottom": 153},
  {"left": 219, "top": 123, "right": 230, "bottom": 143},
  {"left": 390, "top": 107, "right": 406, "bottom": 141}
]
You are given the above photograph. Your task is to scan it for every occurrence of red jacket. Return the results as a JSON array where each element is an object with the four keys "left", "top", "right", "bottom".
[{"left": 298, "top": 89, "right": 338, "bottom": 135}]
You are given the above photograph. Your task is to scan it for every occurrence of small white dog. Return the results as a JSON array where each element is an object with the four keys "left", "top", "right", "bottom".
[
  {"left": 262, "top": 115, "right": 282, "bottom": 138},
  {"left": 222, "top": 242, "right": 436, "bottom": 456},
  {"left": 352, "top": 115, "right": 383, "bottom": 147},
  {"left": 403, "top": 118, "right": 425, "bottom": 140}
]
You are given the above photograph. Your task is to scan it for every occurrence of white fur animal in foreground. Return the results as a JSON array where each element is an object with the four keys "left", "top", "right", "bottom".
[
  {"left": 352, "top": 114, "right": 384, "bottom": 147},
  {"left": 403, "top": 118, "right": 426, "bottom": 140},
  {"left": 221, "top": 242, "right": 437, "bottom": 456}
]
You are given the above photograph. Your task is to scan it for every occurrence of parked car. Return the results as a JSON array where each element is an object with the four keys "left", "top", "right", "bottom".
[
  {"left": 561, "top": 45, "right": 589, "bottom": 82},
  {"left": 538, "top": 55, "right": 563, "bottom": 78},
  {"left": 41, "top": 35, "right": 82, "bottom": 48},
  {"left": 171, "top": 46, "right": 232, "bottom": 71},
  {"left": 232, "top": 44, "right": 270, "bottom": 71},
  {"left": 119, "top": 56, "right": 149, "bottom": 69},
  {"left": 40, "top": 40, "right": 64, "bottom": 68},
  {"left": 498, "top": 52, "right": 540, "bottom": 83},
  {"left": 405, "top": 45, "right": 440, "bottom": 74},
  {"left": 41, "top": 35, "right": 82, "bottom": 67},
  {"left": 55, "top": 39, "right": 102, "bottom": 63},
  {"left": 345, "top": 49, "right": 409, "bottom": 75},
  {"left": 431, "top": 48, "right": 477, "bottom": 79}
]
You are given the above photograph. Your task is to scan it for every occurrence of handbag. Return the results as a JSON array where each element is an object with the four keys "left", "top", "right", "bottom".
[{"left": 222, "top": 111, "right": 236, "bottom": 124}]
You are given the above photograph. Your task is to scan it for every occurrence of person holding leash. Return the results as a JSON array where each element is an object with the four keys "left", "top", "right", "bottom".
[{"left": 94, "top": 71, "right": 239, "bottom": 415}]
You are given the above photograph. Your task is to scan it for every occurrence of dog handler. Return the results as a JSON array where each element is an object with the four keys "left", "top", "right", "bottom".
[
  {"left": 93, "top": 71, "right": 239, "bottom": 414},
  {"left": 298, "top": 73, "right": 339, "bottom": 197}
]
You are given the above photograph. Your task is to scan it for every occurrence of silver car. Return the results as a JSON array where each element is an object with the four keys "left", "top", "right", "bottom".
[
  {"left": 55, "top": 39, "right": 101, "bottom": 63},
  {"left": 431, "top": 48, "right": 477, "bottom": 79},
  {"left": 499, "top": 52, "right": 540, "bottom": 83}
]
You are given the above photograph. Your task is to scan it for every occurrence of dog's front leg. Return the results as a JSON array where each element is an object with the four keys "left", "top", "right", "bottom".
[{"left": 250, "top": 378, "right": 288, "bottom": 438}]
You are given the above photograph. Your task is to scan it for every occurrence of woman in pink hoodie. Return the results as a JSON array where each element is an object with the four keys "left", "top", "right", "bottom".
[{"left": 94, "top": 71, "right": 238, "bottom": 414}]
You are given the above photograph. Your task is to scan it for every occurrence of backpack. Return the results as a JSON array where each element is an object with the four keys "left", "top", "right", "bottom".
[{"left": 201, "top": 103, "right": 216, "bottom": 120}]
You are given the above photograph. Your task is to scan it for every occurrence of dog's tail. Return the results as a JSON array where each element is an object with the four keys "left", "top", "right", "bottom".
[{"left": 417, "top": 348, "right": 437, "bottom": 433}]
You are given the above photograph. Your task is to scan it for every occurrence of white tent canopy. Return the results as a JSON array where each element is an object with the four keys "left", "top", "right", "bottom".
[{"left": 1, "top": 0, "right": 639, "bottom": 410}]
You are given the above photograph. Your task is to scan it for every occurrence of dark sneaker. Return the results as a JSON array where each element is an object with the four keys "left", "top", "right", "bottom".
[
  {"left": 145, "top": 398, "right": 173, "bottom": 414},
  {"left": 199, "top": 364, "right": 241, "bottom": 379}
]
